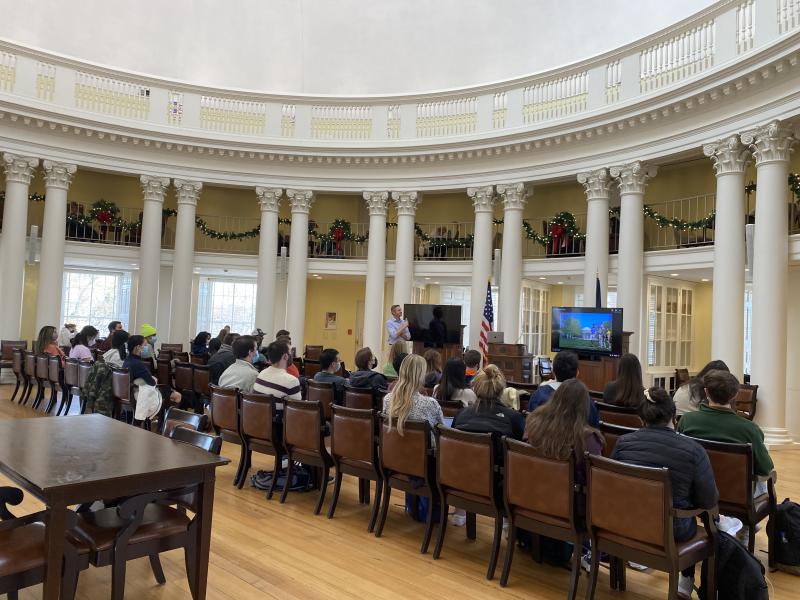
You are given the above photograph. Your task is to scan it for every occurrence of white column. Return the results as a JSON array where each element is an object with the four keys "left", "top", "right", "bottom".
[
  {"left": 703, "top": 136, "right": 750, "bottom": 379},
  {"left": 610, "top": 161, "right": 656, "bottom": 355},
  {"left": 136, "top": 175, "right": 169, "bottom": 329},
  {"left": 168, "top": 179, "right": 201, "bottom": 344},
  {"left": 34, "top": 161, "right": 76, "bottom": 333},
  {"left": 578, "top": 168, "right": 612, "bottom": 304},
  {"left": 0, "top": 154, "right": 38, "bottom": 340},
  {"left": 391, "top": 191, "right": 420, "bottom": 308},
  {"left": 363, "top": 191, "right": 390, "bottom": 355},
  {"left": 497, "top": 182, "right": 528, "bottom": 343},
  {"left": 285, "top": 189, "right": 314, "bottom": 351},
  {"left": 741, "top": 120, "right": 796, "bottom": 444},
  {"left": 255, "top": 187, "right": 282, "bottom": 339},
  {"left": 467, "top": 185, "right": 495, "bottom": 349}
]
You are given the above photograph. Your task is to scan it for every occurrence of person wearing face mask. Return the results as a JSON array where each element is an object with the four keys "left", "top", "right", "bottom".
[
  {"left": 218, "top": 336, "right": 259, "bottom": 394},
  {"left": 313, "top": 348, "right": 347, "bottom": 404},
  {"left": 253, "top": 339, "right": 301, "bottom": 400},
  {"left": 347, "top": 347, "right": 388, "bottom": 400},
  {"left": 69, "top": 325, "right": 99, "bottom": 361},
  {"left": 37, "top": 325, "right": 66, "bottom": 366}
]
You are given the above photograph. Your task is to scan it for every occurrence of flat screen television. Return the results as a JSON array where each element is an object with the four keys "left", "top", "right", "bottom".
[
  {"left": 404, "top": 304, "right": 462, "bottom": 347},
  {"left": 551, "top": 306, "right": 624, "bottom": 358}
]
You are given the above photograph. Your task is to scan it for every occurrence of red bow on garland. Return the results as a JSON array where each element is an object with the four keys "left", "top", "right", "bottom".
[
  {"left": 333, "top": 226, "right": 345, "bottom": 252},
  {"left": 549, "top": 223, "right": 566, "bottom": 253},
  {"left": 96, "top": 210, "right": 112, "bottom": 224}
]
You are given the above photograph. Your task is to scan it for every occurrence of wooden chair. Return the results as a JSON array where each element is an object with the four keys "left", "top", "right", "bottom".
[
  {"left": 169, "top": 426, "right": 222, "bottom": 454},
  {"left": 156, "top": 358, "right": 172, "bottom": 390},
  {"left": 209, "top": 385, "right": 246, "bottom": 487},
  {"left": 433, "top": 427, "right": 503, "bottom": 580},
  {"left": 20, "top": 351, "right": 37, "bottom": 406},
  {"left": 598, "top": 421, "right": 638, "bottom": 458},
  {"left": 240, "top": 392, "right": 285, "bottom": 499},
  {"left": 173, "top": 362, "right": 194, "bottom": 397},
  {"left": 595, "top": 401, "right": 643, "bottom": 428},
  {"left": 304, "top": 359, "right": 321, "bottom": 380},
  {"left": 77, "top": 361, "right": 94, "bottom": 414},
  {"left": 34, "top": 354, "right": 52, "bottom": 413},
  {"left": 174, "top": 351, "right": 190, "bottom": 364},
  {"left": 500, "top": 438, "right": 584, "bottom": 595},
  {"left": 375, "top": 418, "right": 439, "bottom": 554},
  {"left": 281, "top": 399, "right": 334, "bottom": 514},
  {"left": 192, "top": 364, "right": 212, "bottom": 409},
  {"left": 735, "top": 384, "right": 758, "bottom": 420},
  {"left": 584, "top": 454, "right": 717, "bottom": 600},
  {"left": 110, "top": 367, "right": 135, "bottom": 423},
  {"left": 189, "top": 353, "right": 209, "bottom": 366},
  {"left": 307, "top": 380, "right": 335, "bottom": 422},
  {"left": 9, "top": 348, "right": 26, "bottom": 403},
  {"left": 160, "top": 343, "right": 183, "bottom": 353},
  {"left": 63, "top": 358, "right": 81, "bottom": 413},
  {"left": 161, "top": 407, "right": 209, "bottom": 437},
  {"left": 694, "top": 437, "right": 776, "bottom": 563},
  {"left": 0, "top": 486, "right": 89, "bottom": 600},
  {"left": 328, "top": 406, "right": 383, "bottom": 531},
  {"left": 344, "top": 384, "right": 376, "bottom": 410},
  {"left": 304, "top": 345, "right": 323, "bottom": 361},
  {"left": 0, "top": 340, "right": 26, "bottom": 383},
  {"left": 48, "top": 355, "right": 68, "bottom": 415}
]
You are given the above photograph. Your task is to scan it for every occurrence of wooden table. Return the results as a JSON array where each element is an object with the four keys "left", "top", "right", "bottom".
[{"left": 0, "top": 414, "right": 229, "bottom": 599}]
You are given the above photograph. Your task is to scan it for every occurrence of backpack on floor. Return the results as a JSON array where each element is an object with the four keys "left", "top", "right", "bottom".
[
  {"left": 699, "top": 530, "right": 768, "bottom": 600},
  {"left": 769, "top": 498, "right": 800, "bottom": 574},
  {"left": 251, "top": 465, "right": 313, "bottom": 493}
]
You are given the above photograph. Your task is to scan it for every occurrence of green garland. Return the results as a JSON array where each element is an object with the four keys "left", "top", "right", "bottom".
[
  {"left": 0, "top": 192, "right": 46, "bottom": 202},
  {"left": 310, "top": 218, "right": 369, "bottom": 244},
  {"left": 641, "top": 205, "right": 715, "bottom": 230},
  {"left": 413, "top": 224, "right": 474, "bottom": 248},
  {"left": 522, "top": 211, "right": 587, "bottom": 247}
]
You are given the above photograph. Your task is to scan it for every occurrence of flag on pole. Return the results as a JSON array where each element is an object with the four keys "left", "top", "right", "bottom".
[
  {"left": 595, "top": 271, "right": 602, "bottom": 308},
  {"left": 479, "top": 282, "right": 494, "bottom": 364}
]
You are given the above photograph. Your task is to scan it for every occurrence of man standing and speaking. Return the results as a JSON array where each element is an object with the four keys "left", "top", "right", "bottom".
[{"left": 386, "top": 304, "right": 411, "bottom": 346}]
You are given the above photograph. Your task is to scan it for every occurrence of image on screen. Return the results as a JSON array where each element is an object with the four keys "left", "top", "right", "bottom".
[{"left": 555, "top": 311, "right": 614, "bottom": 352}]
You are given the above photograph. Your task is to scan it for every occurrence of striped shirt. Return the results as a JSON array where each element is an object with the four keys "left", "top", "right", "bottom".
[{"left": 253, "top": 366, "right": 301, "bottom": 400}]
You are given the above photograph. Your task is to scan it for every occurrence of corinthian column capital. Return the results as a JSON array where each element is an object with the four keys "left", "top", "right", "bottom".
[
  {"left": 496, "top": 182, "right": 528, "bottom": 210},
  {"left": 140, "top": 175, "right": 170, "bottom": 203},
  {"left": 255, "top": 186, "right": 283, "bottom": 212},
  {"left": 741, "top": 120, "right": 797, "bottom": 165},
  {"left": 467, "top": 185, "right": 495, "bottom": 213},
  {"left": 363, "top": 191, "right": 390, "bottom": 216},
  {"left": 42, "top": 161, "right": 77, "bottom": 190},
  {"left": 391, "top": 191, "right": 421, "bottom": 216},
  {"left": 703, "top": 135, "right": 750, "bottom": 175},
  {"left": 578, "top": 168, "right": 612, "bottom": 201},
  {"left": 610, "top": 161, "right": 657, "bottom": 194},
  {"left": 3, "top": 153, "right": 39, "bottom": 185},
  {"left": 286, "top": 189, "right": 315, "bottom": 213},
  {"left": 173, "top": 179, "right": 203, "bottom": 206}
]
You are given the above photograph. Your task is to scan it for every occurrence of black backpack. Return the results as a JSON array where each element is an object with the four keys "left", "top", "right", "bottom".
[
  {"left": 769, "top": 498, "right": 800, "bottom": 573},
  {"left": 699, "top": 530, "right": 768, "bottom": 600}
]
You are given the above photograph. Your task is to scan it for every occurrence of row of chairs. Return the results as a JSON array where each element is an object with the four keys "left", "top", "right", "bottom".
[{"left": 10, "top": 350, "right": 90, "bottom": 415}]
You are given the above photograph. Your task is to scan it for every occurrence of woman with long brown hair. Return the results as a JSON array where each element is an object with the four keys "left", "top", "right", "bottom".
[
  {"left": 602, "top": 353, "right": 645, "bottom": 408},
  {"left": 383, "top": 354, "right": 443, "bottom": 436},
  {"left": 422, "top": 349, "right": 443, "bottom": 388},
  {"left": 36, "top": 325, "right": 65, "bottom": 365}
]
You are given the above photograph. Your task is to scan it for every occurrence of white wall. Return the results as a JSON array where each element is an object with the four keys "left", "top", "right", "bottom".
[
  {"left": 786, "top": 266, "right": 800, "bottom": 441},
  {"left": 0, "top": 0, "right": 712, "bottom": 95}
]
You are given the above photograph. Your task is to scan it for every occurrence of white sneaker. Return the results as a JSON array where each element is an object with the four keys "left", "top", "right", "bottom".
[
  {"left": 677, "top": 574, "right": 694, "bottom": 599},
  {"left": 717, "top": 515, "right": 743, "bottom": 536},
  {"left": 451, "top": 513, "right": 466, "bottom": 526}
]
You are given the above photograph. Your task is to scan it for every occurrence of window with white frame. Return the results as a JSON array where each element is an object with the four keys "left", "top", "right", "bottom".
[
  {"left": 646, "top": 278, "right": 694, "bottom": 369},
  {"left": 520, "top": 285, "right": 550, "bottom": 356},
  {"left": 744, "top": 285, "right": 753, "bottom": 375},
  {"left": 61, "top": 270, "right": 131, "bottom": 331},
  {"left": 196, "top": 278, "right": 258, "bottom": 336}
]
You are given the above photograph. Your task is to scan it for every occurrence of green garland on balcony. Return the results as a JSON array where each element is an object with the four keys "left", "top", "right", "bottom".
[
  {"left": 641, "top": 205, "right": 716, "bottom": 230},
  {"left": 309, "top": 218, "right": 369, "bottom": 244},
  {"left": 413, "top": 224, "right": 474, "bottom": 248},
  {"left": 522, "top": 211, "right": 587, "bottom": 247},
  {"left": 0, "top": 192, "right": 46, "bottom": 202}
]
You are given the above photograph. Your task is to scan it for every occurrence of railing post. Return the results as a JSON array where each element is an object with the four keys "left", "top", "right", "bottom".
[
  {"left": 399, "top": 103, "right": 417, "bottom": 138},
  {"left": 619, "top": 53, "right": 641, "bottom": 99},
  {"left": 505, "top": 88, "right": 523, "bottom": 128},
  {"left": 54, "top": 65, "right": 76, "bottom": 109},
  {"left": 476, "top": 93, "right": 494, "bottom": 132},
  {"left": 755, "top": 0, "right": 780, "bottom": 45},
  {"left": 181, "top": 92, "right": 202, "bottom": 130},
  {"left": 12, "top": 55, "right": 36, "bottom": 99},
  {"left": 265, "top": 102, "right": 283, "bottom": 137},
  {"left": 586, "top": 64, "right": 607, "bottom": 111},
  {"left": 716, "top": 5, "right": 739, "bottom": 63},
  {"left": 372, "top": 104, "right": 389, "bottom": 140}
]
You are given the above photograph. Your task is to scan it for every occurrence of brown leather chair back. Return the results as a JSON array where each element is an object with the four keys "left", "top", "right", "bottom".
[
  {"left": 504, "top": 438, "right": 574, "bottom": 524},
  {"left": 174, "top": 351, "right": 190, "bottom": 364},
  {"left": 47, "top": 355, "right": 61, "bottom": 384},
  {"left": 595, "top": 401, "right": 643, "bottom": 428},
  {"left": 157, "top": 358, "right": 172, "bottom": 387},
  {"left": 170, "top": 426, "right": 222, "bottom": 454},
  {"left": 193, "top": 364, "right": 211, "bottom": 396},
  {"left": 161, "top": 343, "right": 183, "bottom": 353},
  {"left": 77, "top": 361, "right": 93, "bottom": 389},
  {"left": 111, "top": 367, "right": 131, "bottom": 402},
  {"left": 735, "top": 384, "right": 758, "bottom": 420},
  {"left": 284, "top": 399, "right": 323, "bottom": 452},
  {"left": 331, "top": 405, "right": 376, "bottom": 464},
  {"left": 209, "top": 384, "right": 239, "bottom": 435},
  {"left": 240, "top": 392, "right": 278, "bottom": 442},
  {"left": 586, "top": 454, "right": 670, "bottom": 552},
  {"left": 345, "top": 385, "right": 375, "bottom": 410},
  {"left": 1, "top": 340, "right": 27, "bottom": 362},
  {"left": 598, "top": 421, "right": 638, "bottom": 458},
  {"left": 64, "top": 358, "right": 80, "bottom": 387},
  {"left": 436, "top": 426, "right": 494, "bottom": 499},
  {"left": 35, "top": 354, "right": 49, "bottom": 380},
  {"left": 379, "top": 418, "right": 430, "bottom": 479},
  {"left": 307, "top": 380, "right": 335, "bottom": 421},
  {"left": 174, "top": 362, "right": 194, "bottom": 392},
  {"left": 189, "top": 353, "right": 209, "bottom": 365},
  {"left": 305, "top": 345, "right": 323, "bottom": 361},
  {"left": 12, "top": 348, "right": 24, "bottom": 376},
  {"left": 24, "top": 351, "right": 36, "bottom": 378},
  {"left": 304, "top": 360, "right": 321, "bottom": 380},
  {"left": 695, "top": 438, "right": 753, "bottom": 508},
  {"left": 162, "top": 407, "right": 209, "bottom": 437}
]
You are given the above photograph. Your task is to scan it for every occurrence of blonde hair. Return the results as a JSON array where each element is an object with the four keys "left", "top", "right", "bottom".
[
  {"left": 388, "top": 341, "right": 408, "bottom": 365},
  {"left": 471, "top": 364, "right": 507, "bottom": 409},
  {"left": 385, "top": 353, "right": 427, "bottom": 436}
]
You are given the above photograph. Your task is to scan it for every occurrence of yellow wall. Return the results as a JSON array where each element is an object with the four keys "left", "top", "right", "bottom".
[
  {"left": 302, "top": 278, "right": 365, "bottom": 366},
  {"left": 20, "top": 264, "right": 40, "bottom": 342},
  {"left": 691, "top": 281, "right": 713, "bottom": 373}
]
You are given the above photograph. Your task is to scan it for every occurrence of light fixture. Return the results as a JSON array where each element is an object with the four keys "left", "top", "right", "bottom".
[
  {"left": 670, "top": 273, "right": 679, "bottom": 277},
  {"left": 425, "top": 277, "right": 430, "bottom": 280},
  {"left": 745, "top": 267, "right": 750, "bottom": 272},
  {"left": 701, "top": 278, "right": 709, "bottom": 282},
  {"left": 538, "top": 276, "right": 546, "bottom": 280},
  {"left": 557, "top": 281, "right": 564, "bottom": 285},
  {"left": 433, "top": 281, "right": 440, "bottom": 284}
]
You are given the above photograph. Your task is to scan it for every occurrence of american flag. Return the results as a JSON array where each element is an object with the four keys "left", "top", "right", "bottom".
[{"left": 479, "top": 282, "right": 494, "bottom": 364}]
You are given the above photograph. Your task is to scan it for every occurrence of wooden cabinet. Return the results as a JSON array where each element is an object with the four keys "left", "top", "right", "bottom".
[{"left": 488, "top": 343, "right": 529, "bottom": 383}]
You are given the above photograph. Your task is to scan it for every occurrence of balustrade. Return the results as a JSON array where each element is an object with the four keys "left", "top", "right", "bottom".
[
  {"left": 639, "top": 21, "right": 715, "bottom": 92},
  {"left": 644, "top": 193, "right": 716, "bottom": 251},
  {"left": 523, "top": 72, "right": 588, "bottom": 123},
  {"left": 74, "top": 72, "right": 151, "bottom": 119},
  {"left": 779, "top": 0, "right": 800, "bottom": 34}
]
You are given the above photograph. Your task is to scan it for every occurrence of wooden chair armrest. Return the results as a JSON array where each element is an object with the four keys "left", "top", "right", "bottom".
[{"left": 0, "top": 510, "right": 47, "bottom": 531}]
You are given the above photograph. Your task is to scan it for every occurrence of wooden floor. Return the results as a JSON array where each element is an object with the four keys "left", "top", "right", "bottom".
[{"left": 1, "top": 385, "right": 799, "bottom": 599}]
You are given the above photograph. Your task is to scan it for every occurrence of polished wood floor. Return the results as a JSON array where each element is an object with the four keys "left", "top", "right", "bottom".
[{"left": 1, "top": 384, "right": 798, "bottom": 599}]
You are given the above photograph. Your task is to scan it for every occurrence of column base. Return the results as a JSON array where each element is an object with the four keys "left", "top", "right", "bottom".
[{"left": 761, "top": 427, "right": 798, "bottom": 448}]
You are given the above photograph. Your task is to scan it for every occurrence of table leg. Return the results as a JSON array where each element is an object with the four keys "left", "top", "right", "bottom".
[
  {"left": 43, "top": 500, "right": 67, "bottom": 600},
  {"left": 191, "top": 469, "right": 216, "bottom": 600}
]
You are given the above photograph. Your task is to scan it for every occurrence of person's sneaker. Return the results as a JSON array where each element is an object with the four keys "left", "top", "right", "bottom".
[
  {"left": 627, "top": 561, "right": 648, "bottom": 571},
  {"left": 678, "top": 573, "right": 694, "bottom": 599},
  {"left": 717, "top": 515, "right": 744, "bottom": 536},
  {"left": 580, "top": 551, "right": 592, "bottom": 572},
  {"left": 451, "top": 513, "right": 466, "bottom": 526}
]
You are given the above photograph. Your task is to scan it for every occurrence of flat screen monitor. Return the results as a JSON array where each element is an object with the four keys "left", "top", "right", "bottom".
[
  {"left": 404, "top": 304, "right": 462, "bottom": 346},
  {"left": 551, "top": 306, "right": 624, "bottom": 357}
]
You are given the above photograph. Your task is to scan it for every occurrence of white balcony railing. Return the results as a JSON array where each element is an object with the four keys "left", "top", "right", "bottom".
[
  {"left": 645, "top": 194, "right": 716, "bottom": 250},
  {"left": 778, "top": 0, "right": 800, "bottom": 34}
]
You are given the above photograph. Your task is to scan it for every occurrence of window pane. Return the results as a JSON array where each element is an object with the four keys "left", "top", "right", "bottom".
[{"left": 61, "top": 270, "right": 130, "bottom": 331}]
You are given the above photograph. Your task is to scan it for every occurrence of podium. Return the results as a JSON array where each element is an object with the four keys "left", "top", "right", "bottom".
[
  {"left": 577, "top": 331, "right": 633, "bottom": 393},
  {"left": 488, "top": 343, "right": 530, "bottom": 383}
]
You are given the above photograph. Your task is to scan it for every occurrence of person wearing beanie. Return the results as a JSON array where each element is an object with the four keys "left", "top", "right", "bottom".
[{"left": 139, "top": 323, "right": 158, "bottom": 367}]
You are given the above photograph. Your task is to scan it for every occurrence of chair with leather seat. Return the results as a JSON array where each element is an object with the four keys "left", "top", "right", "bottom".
[
  {"left": 0, "top": 340, "right": 26, "bottom": 384},
  {"left": 375, "top": 417, "right": 439, "bottom": 554},
  {"left": 598, "top": 421, "right": 638, "bottom": 458},
  {"left": 156, "top": 358, "right": 173, "bottom": 389},
  {"left": 239, "top": 391, "right": 285, "bottom": 498},
  {"left": 327, "top": 405, "right": 383, "bottom": 530},
  {"left": 209, "top": 384, "right": 246, "bottom": 487},
  {"left": 48, "top": 354, "right": 69, "bottom": 415},
  {"left": 110, "top": 367, "right": 135, "bottom": 423},
  {"left": 304, "top": 359, "right": 321, "bottom": 380},
  {"left": 734, "top": 384, "right": 758, "bottom": 420},
  {"left": 307, "top": 380, "right": 336, "bottom": 422},
  {"left": 9, "top": 347, "right": 27, "bottom": 403},
  {"left": 173, "top": 361, "right": 194, "bottom": 398},
  {"left": 584, "top": 454, "right": 717, "bottom": 600},
  {"left": 281, "top": 399, "right": 334, "bottom": 514},
  {"left": 192, "top": 364, "right": 212, "bottom": 410},
  {"left": 344, "top": 384, "right": 376, "bottom": 410},
  {"left": 77, "top": 360, "right": 94, "bottom": 413},
  {"left": 500, "top": 438, "right": 585, "bottom": 594},
  {"left": 169, "top": 426, "right": 222, "bottom": 454},
  {"left": 595, "top": 401, "right": 643, "bottom": 428},
  {"left": 189, "top": 353, "right": 209, "bottom": 366},
  {"left": 33, "top": 354, "right": 53, "bottom": 413},
  {"left": 21, "top": 351, "right": 37, "bottom": 406},
  {"left": 0, "top": 486, "right": 89, "bottom": 600},
  {"left": 161, "top": 406, "right": 209, "bottom": 437},
  {"left": 63, "top": 358, "right": 82, "bottom": 413},
  {"left": 160, "top": 343, "right": 183, "bottom": 354},
  {"left": 694, "top": 437, "right": 776, "bottom": 563},
  {"left": 433, "top": 426, "right": 503, "bottom": 579},
  {"left": 304, "top": 345, "right": 323, "bottom": 361}
]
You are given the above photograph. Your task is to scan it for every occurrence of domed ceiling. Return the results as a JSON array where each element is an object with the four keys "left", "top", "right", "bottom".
[{"left": 0, "top": 0, "right": 715, "bottom": 95}]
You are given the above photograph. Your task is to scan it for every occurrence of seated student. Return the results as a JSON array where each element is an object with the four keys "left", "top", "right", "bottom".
[
  {"left": 678, "top": 369, "right": 774, "bottom": 479},
  {"left": 69, "top": 325, "right": 99, "bottom": 361},
  {"left": 674, "top": 359, "right": 729, "bottom": 416},
  {"left": 348, "top": 347, "right": 388, "bottom": 398},
  {"left": 139, "top": 323, "right": 159, "bottom": 364},
  {"left": 433, "top": 357, "right": 477, "bottom": 407},
  {"left": 275, "top": 335, "right": 301, "bottom": 378},
  {"left": 207, "top": 338, "right": 222, "bottom": 357},
  {"left": 123, "top": 335, "right": 182, "bottom": 407},
  {"left": 387, "top": 352, "right": 409, "bottom": 392},
  {"left": 528, "top": 350, "right": 599, "bottom": 426},
  {"left": 463, "top": 349, "right": 483, "bottom": 385},
  {"left": 219, "top": 336, "right": 259, "bottom": 393},
  {"left": 452, "top": 365, "right": 524, "bottom": 439},
  {"left": 36, "top": 325, "right": 66, "bottom": 365},
  {"left": 383, "top": 341, "right": 408, "bottom": 378},
  {"left": 603, "top": 353, "right": 646, "bottom": 408},
  {"left": 383, "top": 354, "right": 443, "bottom": 433},
  {"left": 253, "top": 340, "right": 302, "bottom": 400},
  {"left": 612, "top": 387, "right": 718, "bottom": 597},
  {"left": 423, "top": 349, "right": 443, "bottom": 389},
  {"left": 98, "top": 321, "right": 123, "bottom": 352},
  {"left": 102, "top": 330, "right": 130, "bottom": 368},
  {"left": 313, "top": 348, "right": 347, "bottom": 404},
  {"left": 208, "top": 333, "right": 238, "bottom": 384},
  {"left": 57, "top": 322, "right": 77, "bottom": 347},
  {"left": 191, "top": 331, "right": 212, "bottom": 356}
]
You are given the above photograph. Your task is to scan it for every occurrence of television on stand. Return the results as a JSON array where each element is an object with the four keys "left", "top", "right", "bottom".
[
  {"left": 404, "top": 304, "right": 462, "bottom": 347},
  {"left": 551, "top": 306, "right": 624, "bottom": 359}
]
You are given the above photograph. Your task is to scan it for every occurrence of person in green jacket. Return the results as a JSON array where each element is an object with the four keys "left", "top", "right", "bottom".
[{"left": 678, "top": 369, "right": 774, "bottom": 477}]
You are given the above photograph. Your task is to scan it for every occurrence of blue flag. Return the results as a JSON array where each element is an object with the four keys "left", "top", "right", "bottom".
[{"left": 595, "top": 274, "right": 602, "bottom": 308}]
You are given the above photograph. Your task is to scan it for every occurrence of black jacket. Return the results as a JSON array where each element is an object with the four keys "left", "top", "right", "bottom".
[
  {"left": 208, "top": 346, "right": 235, "bottom": 384},
  {"left": 347, "top": 370, "right": 388, "bottom": 399},
  {"left": 452, "top": 401, "right": 525, "bottom": 440},
  {"left": 611, "top": 426, "right": 718, "bottom": 541}
]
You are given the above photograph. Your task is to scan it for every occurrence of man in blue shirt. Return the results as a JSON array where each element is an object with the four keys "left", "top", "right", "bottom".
[
  {"left": 528, "top": 350, "right": 599, "bottom": 426},
  {"left": 386, "top": 305, "right": 411, "bottom": 346}
]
